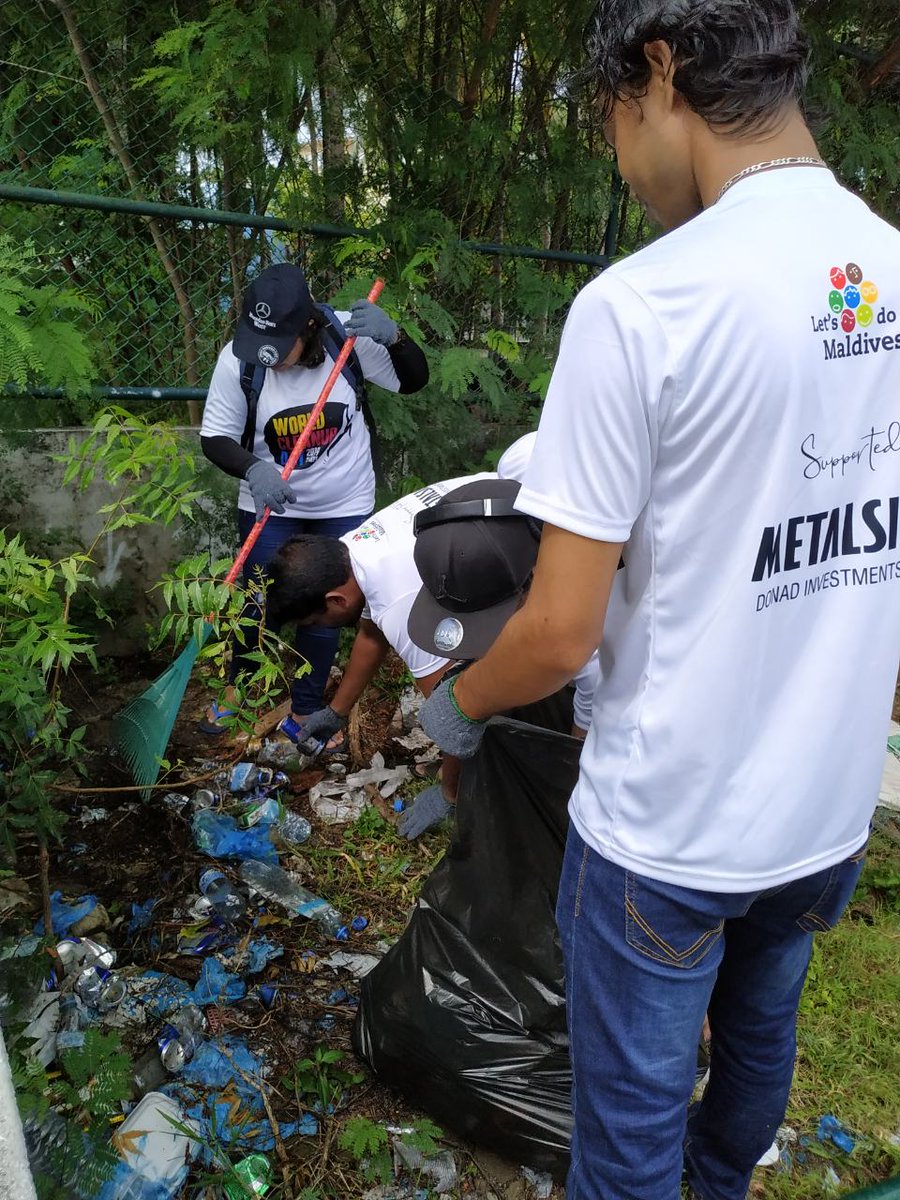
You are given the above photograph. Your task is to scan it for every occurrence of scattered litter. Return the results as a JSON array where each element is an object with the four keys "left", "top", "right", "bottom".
[
  {"left": 161, "top": 792, "right": 190, "bottom": 813},
  {"left": 191, "top": 808, "right": 279, "bottom": 863},
  {"left": 257, "top": 983, "right": 279, "bottom": 1010},
  {"left": 78, "top": 807, "right": 109, "bottom": 825},
  {"left": 756, "top": 1140, "right": 780, "bottom": 1167},
  {"left": 22, "top": 990, "right": 61, "bottom": 1066},
  {"left": 222, "top": 1153, "right": 273, "bottom": 1200},
  {"left": 311, "top": 753, "right": 410, "bottom": 823},
  {"left": 168, "top": 1035, "right": 318, "bottom": 1156},
  {"left": 192, "top": 959, "right": 246, "bottom": 1006},
  {"left": 393, "top": 727, "right": 433, "bottom": 753},
  {"left": 222, "top": 937, "right": 284, "bottom": 976},
  {"left": 70, "top": 901, "right": 110, "bottom": 937},
  {"left": 127, "top": 898, "right": 159, "bottom": 937},
  {"left": 398, "top": 686, "right": 423, "bottom": 731},
  {"left": 0, "top": 876, "right": 30, "bottom": 912},
  {"left": 817, "top": 1114, "right": 855, "bottom": 1154},
  {"left": 362, "top": 1188, "right": 428, "bottom": 1200},
  {"left": 257, "top": 738, "right": 306, "bottom": 768},
  {"left": 34, "top": 891, "right": 100, "bottom": 937},
  {"left": 323, "top": 950, "right": 382, "bottom": 978},
  {"left": 521, "top": 1166, "right": 554, "bottom": 1199},
  {"left": 99, "top": 1091, "right": 197, "bottom": 1199},
  {"left": 393, "top": 1138, "right": 458, "bottom": 1193},
  {"left": 351, "top": 915, "right": 369, "bottom": 932},
  {"left": 241, "top": 859, "right": 348, "bottom": 939},
  {"left": 823, "top": 1165, "right": 842, "bottom": 1190}
]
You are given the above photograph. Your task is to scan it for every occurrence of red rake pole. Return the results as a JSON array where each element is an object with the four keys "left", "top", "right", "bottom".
[{"left": 224, "top": 276, "right": 385, "bottom": 588}]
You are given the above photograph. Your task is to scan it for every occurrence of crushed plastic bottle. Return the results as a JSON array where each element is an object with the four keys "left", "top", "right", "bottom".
[
  {"left": 199, "top": 869, "right": 247, "bottom": 922},
  {"left": 75, "top": 966, "right": 126, "bottom": 1010},
  {"left": 223, "top": 1152, "right": 273, "bottom": 1199},
  {"left": 240, "top": 859, "right": 349, "bottom": 940},
  {"left": 222, "top": 763, "right": 288, "bottom": 793},
  {"left": 238, "top": 795, "right": 311, "bottom": 843}
]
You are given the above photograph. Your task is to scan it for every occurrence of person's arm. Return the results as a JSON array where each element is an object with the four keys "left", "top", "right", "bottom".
[
  {"left": 327, "top": 618, "right": 391, "bottom": 717},
  {"left": 452, "top": 525, "right": 622, "bottom": 721},
  {"left": 386, "top": 332, "right": 429, "bottom": 393},
  {"left": 200, "top": 435, "right": 256, "bottom": 480}
]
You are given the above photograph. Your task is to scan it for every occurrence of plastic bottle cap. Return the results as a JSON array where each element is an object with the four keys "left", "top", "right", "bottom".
[
  {"left": 335, "top": 926, "right": 350, "bottom": 942},
  {"left": 350, "top": 916, "right": 368, "bottom": 931},
  {"left": 199, "top": 868, "right": 225, "bottom": 891}
]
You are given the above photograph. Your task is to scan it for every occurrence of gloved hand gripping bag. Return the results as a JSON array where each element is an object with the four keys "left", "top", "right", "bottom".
[{"left": 353, "top": 715, "right": 581, "bottom": 1177}]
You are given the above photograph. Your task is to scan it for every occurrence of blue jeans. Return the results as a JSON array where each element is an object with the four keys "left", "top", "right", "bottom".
[
  {"left": 229, "top": 509, "right": 370, "bottom": 715},
  {"left": 556, "top": 826, "right": 867, "bottom": 1200}
]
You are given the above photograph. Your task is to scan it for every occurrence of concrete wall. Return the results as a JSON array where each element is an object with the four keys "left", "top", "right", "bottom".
[{"left": 0, "top": 428, "right": 238, "bottom": 655}]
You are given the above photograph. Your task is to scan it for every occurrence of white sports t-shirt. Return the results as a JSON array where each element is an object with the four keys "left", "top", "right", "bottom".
[
  {"left": 517, "top": 168, "right": 900, "bottom": 892},
  {"left": 342, "top": 475, "right": 495, "bottom": 678},
  {"left": 201, "top": 316, "right": 401, "bottom": 519}
]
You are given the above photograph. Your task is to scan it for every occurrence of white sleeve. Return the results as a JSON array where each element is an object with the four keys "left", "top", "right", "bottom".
[
  {"left": 376, "top": 596, "right": 448, "bottom": 679},
  {"left": 515, "top": 274, "right": 672, "bottom": 542},
  {"left": 334, "top": 310, "right": 401, "bottom": 392},
  {"left": 497, "top": 432, "right": 537, "bottom": 481},
  {"left": 572, "top": 652, "right": 600, "bottom": 730},
  {"left": 200, "top": 343, "right": 247, "bottom": 441}
]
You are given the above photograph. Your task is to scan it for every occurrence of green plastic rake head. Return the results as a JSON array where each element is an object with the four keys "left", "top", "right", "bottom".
[{"left": 113, "top": 623, "right": 212, "bottom": 797}]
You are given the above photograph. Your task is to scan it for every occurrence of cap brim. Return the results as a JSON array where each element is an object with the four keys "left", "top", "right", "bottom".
[
  {"left": 232, "top": 325, "right": 299, "bottom": 366},
  {"left": 407, "top": 586, "right": 521, "bottom": 662}
]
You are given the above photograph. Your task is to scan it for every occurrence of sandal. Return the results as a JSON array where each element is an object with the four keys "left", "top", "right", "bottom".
[{"left": 197, "top": 701, "right": 236, "bottom": 736}]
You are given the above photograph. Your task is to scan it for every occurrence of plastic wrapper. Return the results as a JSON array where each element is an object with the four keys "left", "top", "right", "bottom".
[{"left": 354, "top": 715, "right": 581, "bottom": 1176}]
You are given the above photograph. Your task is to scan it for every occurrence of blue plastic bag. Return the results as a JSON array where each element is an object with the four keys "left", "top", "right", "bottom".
[{"left": 191, "top": 810, "right": 278, "bottom": 862}]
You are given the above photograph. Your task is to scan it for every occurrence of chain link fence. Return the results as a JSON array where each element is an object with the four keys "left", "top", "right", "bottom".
[{"left": 1, "top": 0, "right": 633, "bottom": 444}]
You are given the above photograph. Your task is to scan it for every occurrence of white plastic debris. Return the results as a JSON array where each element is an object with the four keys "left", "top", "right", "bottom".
[
  {"left": 398, "top": 686, "right": 423, "bottom": 731},
  {"left": 393, "top": 1139, "right": 457, "bottom": 1193},
  {"left": 78, "top": 807, "right": 109, "bottom": 825},
  {"left": 310, "top": 753, "right": 411, "bottom": 822},
  {"left": 322, "top": 951, "right": 382, "bottom": 978},
  {"left": 108, "top": 1091, "right": 198, "bottom": 1191},
  {"left": 756, "top": 1141, "right": 780, "bottom": 1167},
  {"left": 521, "top": 1166, "right": 554, "bottom": 1198},
  {"left": 879, "top": 720, "right": 900, "bottom": 812}
]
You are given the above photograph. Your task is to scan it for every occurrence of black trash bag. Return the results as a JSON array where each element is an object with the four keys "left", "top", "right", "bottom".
[{"left": 353, "top": 715, "right": 581, "bottom": 1177}]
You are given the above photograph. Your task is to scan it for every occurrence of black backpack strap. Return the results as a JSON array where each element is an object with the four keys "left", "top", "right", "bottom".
[
  {"left": 317, "top": 303, "right": 383, "bottom": 483},
  {"left": 239, "top": 361, "right": 267, "bottom": 452}
]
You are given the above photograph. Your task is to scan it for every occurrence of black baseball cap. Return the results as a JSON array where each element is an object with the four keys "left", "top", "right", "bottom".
[
  {"left": 232, "top": 263, "right": 315, "bottom": 368},
  {"left": 407, "top": 478, "right": 541, "bottom": 661}
]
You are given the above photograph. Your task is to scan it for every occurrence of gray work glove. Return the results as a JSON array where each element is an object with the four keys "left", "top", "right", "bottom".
[
  {"left": 345, "top": 300, "right": 399, "bottom": 346},
  {"left": 397, "top": 784, "right": 453, "bottom": 840},
  {"left": 419, "top": 675, "right": 487, "bottom": 759},
  {"left": 245, "top": 460, "right": 296, "bottom": 520},
  {"left": 299, "top": 705, "right": 347, "bottom": 744}
]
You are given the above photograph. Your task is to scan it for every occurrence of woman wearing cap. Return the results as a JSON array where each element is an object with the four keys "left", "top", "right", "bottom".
[{"left": 199, "top": 262, "right": 429, "bottom": 737}]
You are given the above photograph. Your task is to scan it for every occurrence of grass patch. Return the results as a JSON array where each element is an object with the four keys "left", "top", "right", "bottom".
[{"left": 749, "top": 823, "right": 900, "bottom": 1196}]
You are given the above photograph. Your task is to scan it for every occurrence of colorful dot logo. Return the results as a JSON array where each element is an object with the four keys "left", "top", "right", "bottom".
[{"left": 827, "top": 262, "right": 878, "bottom": 335}]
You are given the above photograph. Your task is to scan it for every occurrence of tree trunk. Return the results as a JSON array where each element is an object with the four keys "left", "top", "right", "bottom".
[
  {"left": 50, "top": 0, "right": 201, "bottom": 424},
  {"left": 318, "top": 0, "right": 347, "bottom": 226},
  {"left": 461, "top": 0, "right": 503, "bottom": 122},
  {"left": 864, "top": 34, "right": 900, "bottom": 90}
]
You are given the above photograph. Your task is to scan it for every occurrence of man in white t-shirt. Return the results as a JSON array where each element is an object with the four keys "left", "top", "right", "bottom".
[{"left": 420, "top": 3, "right": 900, "bottom": 1198}]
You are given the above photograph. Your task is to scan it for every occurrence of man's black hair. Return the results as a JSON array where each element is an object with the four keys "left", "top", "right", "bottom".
[
  {"left": 582, "top": 0, "right": 809, "bottom": 134},
  {"left": 266, "top": 534, "right": 352, "bottom": 623}
]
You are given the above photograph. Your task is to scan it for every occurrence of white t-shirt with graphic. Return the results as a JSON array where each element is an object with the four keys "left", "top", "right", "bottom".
[
  {"left": 342, "top": 475, "right": 495, "bottom": 678},
  {"left": 517, "top": 168, "right": 900, "bottom": 892},
  {"left": 201, "top": 315, "right": 400, "bottom": 519}
]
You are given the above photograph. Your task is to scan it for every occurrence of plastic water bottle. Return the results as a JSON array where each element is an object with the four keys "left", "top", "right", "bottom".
[
  {"left": 240, "top": 859, "right": 349, "bottom": 940},
  {"left": 75, "top": 966, "right": 126, "bottom": 1010},
  {"left": 199, "top": 869, "right": 247, "bottom": 921},
  {"left": 278, "top": 714, "right": 325, "bottom": 756},
  {"left": 238, "top": 796, "right": 311, "bottom": 844}
]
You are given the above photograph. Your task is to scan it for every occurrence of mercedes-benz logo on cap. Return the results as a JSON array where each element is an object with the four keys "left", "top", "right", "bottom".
[
  {"left": 433, "top": 617, "right": 464, "bottom": 653},
  {"left": 257, "top": 344, "right": 280, "bottom": 366},
  {"left": 254, "top": 302, "right": 271, "bottom": 319}
]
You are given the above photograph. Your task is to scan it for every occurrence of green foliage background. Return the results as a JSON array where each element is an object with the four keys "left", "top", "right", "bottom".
[{"left": 1, "top": 0, "right": 897, "bottom": 479}]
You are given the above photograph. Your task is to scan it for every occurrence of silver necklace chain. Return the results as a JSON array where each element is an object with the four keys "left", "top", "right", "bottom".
[{"left": 715, "top": 156, "right": 828, "bottom": 204}]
